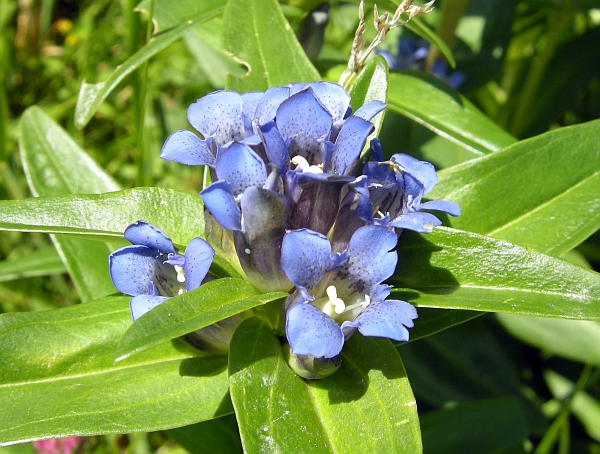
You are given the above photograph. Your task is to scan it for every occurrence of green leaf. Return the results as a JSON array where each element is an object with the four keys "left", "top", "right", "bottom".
[
  {"left": 135, "top": 0, "right": 223, "bottom": 33},
  {"left": 0, "top": 246, "right": 66, "bottom": 282},
  {"left": 391, "top": 227, "right": 600, "bottom": 319},
  {"left": 387, "top": 71, "right": 516, "bottom": 155},
  {"left": 229, "top": 317, "right": 422, "bottom": 453},
  {"left": 348, "top": 55, "right": 388, "bottom": 155},
  {"left": 404, "top": 19, "right": 456, "bottom": 69},
  {"left": 0, "top": 296, "right": 231, "bottom": 445},
  {"left": 74, "top": 3, "right": 224, "bottom": 129},
  {"left": 116, "top": 278, "right": 287, "bottom": 361},
  {"left": 0, "top": 188, "right": 205, "bottom": 246},
  {"left": 408, "top": 307, "right": 481, "bottom": 342},
  {"left": 222, "top": 0, "right": 320, "bottom": 92},
  {"left": 431, "top": 118, "right": 600, "bottom": 256},
  {"left": 165, "top": 415, "right": 243, "bottom": 454},
  {"left": 420, "top": 397, "right": 528, "bottom": 454},
  {"left": 496, "top": 314, "right": 600, "bottom": 367},
  {"left": 20, "top": 106, "right": 119, "bottom": 302}
]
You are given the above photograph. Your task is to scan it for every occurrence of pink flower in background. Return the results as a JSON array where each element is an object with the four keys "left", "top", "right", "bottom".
[{"left": 33, "top": 437, "right": 82, "bottom": 454}]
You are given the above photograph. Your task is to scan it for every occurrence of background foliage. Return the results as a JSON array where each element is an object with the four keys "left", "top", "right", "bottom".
[{"left": 1, "top": 0, "right": 600, "bottom": 452}]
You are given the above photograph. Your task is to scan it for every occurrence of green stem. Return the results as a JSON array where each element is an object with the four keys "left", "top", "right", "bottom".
[{"left": 425, "top": 0, "right": 469, "bottom": 70}]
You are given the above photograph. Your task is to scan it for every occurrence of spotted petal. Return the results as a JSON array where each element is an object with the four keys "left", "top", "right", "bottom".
[
  {"left": 389, "top": 211, "right": 442, "bottom": 233},
  {"left": 130, "top": 295, "right": 169, "bottom": 321},
  {"left": 286, "top": 301, "right": 345, "bottom": 358},
  {"left": 307, "top": 81, "right": 351, "bottom": 122},
  {"left": 160, "top": 130, "right": 214, "bottom": 166},
  {"left": 353, "top": 100, "right": 386, "bottom": 121},
  {"left": 124, "top": 221, "right": 175, "bottom": 254},
  {"left": 259, "top": 121, "right": 290, "bottom": 174},
  {"left": 183, "top": 238, "right": 215, "bottom": 291},
  {"left": 200, "top": 181, "right": 242, "bottom": 231},
  {"left": 341, "top": 300, "right": 417, "bottom": 342},
  {"left": 254, "top": 86, "right": 290, "bottom": 125},
  {"left": 187, "top": 90, "right": 245, "bottom": 144},
  {"left": 329, "top": 115, "right": 374, "bottom": 175},
  {"left": 276, "top": 88, "right": 332, "bottom": 165},
  {"left": 281, "top": 229, "right": 334, "bottom": 290},
  {"left": 215, "top": 142, "right": 267, "bottom": 196}
]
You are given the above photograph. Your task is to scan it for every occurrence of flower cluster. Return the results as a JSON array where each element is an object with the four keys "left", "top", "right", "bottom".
[{"left": 153, "top": 81, "right": 459, "bottom": 377}]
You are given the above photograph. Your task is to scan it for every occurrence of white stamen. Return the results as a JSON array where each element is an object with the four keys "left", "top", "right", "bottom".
[
  {"left": 245, "top": 248, "right": 251, "bottom": 254},
  {"left": 174, "top": 265, "right": 186, "bottom": 283},
  {"left": 291, "top": 155, "right": 323, "bottom": 174},
  {"left": 178, "top": 289, "right": 184, "bottom": 295},
  {"left": 361, "top": 294, "right": 371, "bottom": 308},
  {"left": 326, "top": 285, "right": 346, "bottom": 314}
]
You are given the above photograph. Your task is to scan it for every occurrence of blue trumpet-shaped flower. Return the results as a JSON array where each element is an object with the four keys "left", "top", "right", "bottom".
[
  {"left": 109, "top": 221, "right": 214, "bottom": 321},
  {"left": 280, "top": 225, "right": 418, "bottom": 360}
]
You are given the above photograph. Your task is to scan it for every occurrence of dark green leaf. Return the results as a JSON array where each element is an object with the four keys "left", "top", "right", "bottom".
[
  {"left": 0, "top": 297, "right": 231, "bottom": 445},
  {"left": 74, "top": 3, "right": 224, "bottom": 128},
  {"left": 116, "top": 278, "right": 287, "bottom": 361},
  {"left": 431, "top": 118, "right": 600, "bottom": 256},
  {"left": 229, "top": 317, "right": 422, "bottom": 453},
  {"left": 165, "top": 415, "right": 243, "bottom": 454},
  {"left": 0, "top": 188, "right": 205, "bottom": 246},
  {"left": 387, "top": 71, "right": 516, "bottom": 154},
  {"left": 20, "top": 107, "right": 118, "bottom": 302},
  {"left": 222, "top": 0, "right": 320, "bottom": 92},
  {"left": 391, "top": 227, "right": 600, "bottom": 319},
  {"left": 407, "top": 307, "right": 481, "bottom": 342},
  {"left": 420, "top": 397, "right": 528, "bottom": 454},
  {"left": 0, "top": 246, "right": 66, "bottom": 282}
]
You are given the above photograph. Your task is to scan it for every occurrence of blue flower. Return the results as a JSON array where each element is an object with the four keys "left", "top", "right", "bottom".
[
  {"left": 363, "top": 139, "right": 460, "bottom": 233},
  {"left": 109, "top": 221, "right": 214, "bottom": 321},
  {"left": 280, "top": 225, "right": 418, "bottom": 360}
]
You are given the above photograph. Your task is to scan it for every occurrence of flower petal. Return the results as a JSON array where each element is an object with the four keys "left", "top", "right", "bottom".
[
  {"left": 259, "top": 121, "right": 290, "bottom": 173},
  {"left": 255, "top": 86, "right": 290, "bottom": 125},
  {"left": 307, "top": 81, "right": 351, "bottom": 122},
  {"left": 130, "top": 295, "right": 169, "bottom": 321},
  {"left": 124, "top": 221, "right": 175, "bottom": 254},
  {"left": 341, "top": 300, "right": 417, "bottom": 342},
  {"left": 353, "top": 100, "right": 386, "bottom": 121},
  {"left": 241, "top": 91, "right": 263, "bottom": 120},
  {"left": 183, "top": 238, "right": 215, "bottom": 291},
  {"left": 286, "top": 301, "right": 344, "bottom": 358},
  {"left": 160, "top": 130, "right": 214, "bottom": 166},
  {"left": 329, "top": 115, "right": 374, "bottom": 175},
  {"left": 215, "top": 142, "right": 267, "bottom": 196},
  {"left": 391, "top": 153, "right": 438, "bottom": 194},
  {"left": 200, "top": 181, "right": 242, "bottom": 231},
  {"left": 235, "top": 186, "right": 290, "bottom": 292},
  {"left": 281, "top": 229, "right": 333, "bottom": 290},
  {"left": 420, "top": 200, "right": 461, "bottom": 217},
  {"left": 338, "top": 225, "right": 398, "bottom": 293},
  {"left": 276, "top": 88, "right": 332, "bottom": 165},
  {"left": 187, "top": 90, "right": 245, "bottom": 144},
  {"left": 389, "top": 211, "right": 442, "bottom": 233}
]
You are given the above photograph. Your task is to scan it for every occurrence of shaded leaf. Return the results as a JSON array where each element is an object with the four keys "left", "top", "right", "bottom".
[
  {"left": 229, "top": 317, "right": 421, "bottom": 453},
  {"left": 0, "top": 296, "right": 231, "bottom": 445},
  {"left": 165, "top": 414, "right": 243, "bottom": 454},
  {"left": 116, "top": 279, "right": 286, "bottom": 361},
  {"left": 0, "top": 246, "right": 66, "bottom": 282}
]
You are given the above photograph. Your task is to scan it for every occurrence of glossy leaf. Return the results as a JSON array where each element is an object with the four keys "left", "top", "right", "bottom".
[
  {"left": 391, "top": 227, "right": 600, "bottom": 319},
  {"left": 165, "top": 415, "right": 243, "bottom": 454},
  {"left": 222, "top": 0, "right": 320, "bottom": 92},
  {"left": 229, "top": 317, "right": 421, "bottom": 453},
  {"left": 431, "top": 118, "right": 600, "bottom": 256},
  {"left": 420, "top": 397, "right": 528, "bottom": 454},
  {"left": 116, "top": 278, "right": 287, "bottom": 360},
  {"left": 20, "top": 107, "right": 118, "bottom": 302},
  {"left": 387, "top": 71, "right": 516, "bottom": 155},
  {"left": 74, "top": 3, "right": 224, "bottom": 128},
  {"left": 0, "top": 246, "right": 65, "bottom": 282},
  {"left": 0, "top": 296, "right": 231, "bottom": 445},
  {"left": 497, "top": 314, "right": 600, "bottom": 367},
  {"left": 348, "top": 55, "right": 388, "bottom": 154},
  {"left": 0, "top": 188, "right": 205, "bottom": 246},
  {"left": 135, "top": 0, "right": 223, "bottom": 33}
]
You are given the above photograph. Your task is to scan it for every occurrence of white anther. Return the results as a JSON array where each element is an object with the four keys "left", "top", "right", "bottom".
[
  {"left": 174, "top": 265, "right": 186, "bottom": 283},
  {"left": 326, "top": 285, "right": 346, "bottom": 314},
  {"left": 178, "top": 289, "right": 184, "bottom": 295},
  {"left": 291, "top": 156, "right": 323, "bottom": 174},
  {"left": 361, "top": 294, "right": 371, "bottom": 309}
]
